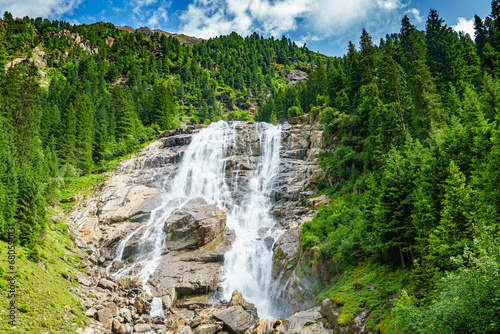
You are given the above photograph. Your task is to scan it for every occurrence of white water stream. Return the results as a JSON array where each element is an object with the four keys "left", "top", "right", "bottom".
[
  {"left": 222, "top": 124, "right": 282, "bottom": 318},
  {"left": 106, "top": 121, "right": 282, "bottom": 318}
]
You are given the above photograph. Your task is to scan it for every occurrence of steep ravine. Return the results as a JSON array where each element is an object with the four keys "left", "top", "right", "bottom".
[{"left": 68, "top": 121, "right": 352, "bottom": 334}]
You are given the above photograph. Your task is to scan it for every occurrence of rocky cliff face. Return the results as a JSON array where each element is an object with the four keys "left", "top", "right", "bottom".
[{"left": 69, "top": 121, "right": 340, "bottom": 333}]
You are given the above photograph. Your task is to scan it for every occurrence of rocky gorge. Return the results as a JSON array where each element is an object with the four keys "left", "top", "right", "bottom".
[{"left": 65, "top": 120, "right": 365, "bottom": 333}]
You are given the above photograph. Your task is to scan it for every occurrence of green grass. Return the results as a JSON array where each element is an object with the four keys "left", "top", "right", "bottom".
[
  {"left": 0, "top": 225, "right": 89, "bottom": 333},
  {"left": 317, "top": 261, "right": 409, "bottom": 332}
]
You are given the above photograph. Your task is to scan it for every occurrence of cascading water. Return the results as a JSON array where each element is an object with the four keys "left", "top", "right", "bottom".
[
  {"left": 106, "top": 121, "right": 282, "bottom": 319},
  {"left": 107, "top": 120, "right": 236, "bottom": 315},
  {"left": 222, "top": 123, "right": 282, "bottom": 319}
]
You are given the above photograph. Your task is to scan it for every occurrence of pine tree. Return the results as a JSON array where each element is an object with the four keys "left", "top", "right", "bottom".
[
  {"left": 57, "top": 103, "right": 77, "bottom": 166},
  {"left": 74, "top": 93, "right": 94, "bottom": 173},
  {"left": 150, "top": 82, "right": 180, "bottom": 130},
  {"left": 15, "top": 165, "right": 46, "bottom": 246},
  {"left": 426, "top": 161, "right": 471, "bottom": 269},
  {"left": 400, "top": 15, "right": 442, "bottom": 140}
]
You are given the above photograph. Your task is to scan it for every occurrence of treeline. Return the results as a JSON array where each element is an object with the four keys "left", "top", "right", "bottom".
[{"left": 256, "top": 3, "right": 500, "bottom": 332}]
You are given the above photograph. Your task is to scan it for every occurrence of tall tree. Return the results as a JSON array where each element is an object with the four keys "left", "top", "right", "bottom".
[{"left": 400, "top": 15, "right": 442, "bottom": 139}]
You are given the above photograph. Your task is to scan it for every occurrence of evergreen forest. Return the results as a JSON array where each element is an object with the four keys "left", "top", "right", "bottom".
[{"left": 1, "top": 1, "right": 500, "bottom": 332}]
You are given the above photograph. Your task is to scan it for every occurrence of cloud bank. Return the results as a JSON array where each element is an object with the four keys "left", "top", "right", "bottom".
[
  {"left": 178, "top": 0, "right": 420, "bottom": 42},
  {"left": 0, "top": 0, "right": 83, "bottom": 18}
]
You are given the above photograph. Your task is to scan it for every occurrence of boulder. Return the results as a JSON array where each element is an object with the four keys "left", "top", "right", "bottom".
[
  {"left": 275, "top": 307, "right": 330, "bottom": 334},
  {"left": 106, "top": 302, "right": 119, "bottom": 317},
  {"left": 176, "top": 325, "right": 194, "bottom": 334},
  {"left": 164, "top": 197, "right": 226, "bottom": 251},
  {"left": 112, "top": 317, "right": 122, "bottom": 332},
  {"left": 134, "top": 296, "right": 151, "bottom": 314},
  {"left": 98, "top": 278, "right": 117, "bottom": 292},
  {"left": 96, "top": 308, "right": 113, "bottom": 330},
  {"left": 117, "top": 323, "right": 132, "bottom": 334},
  {"left": 120, "top": 307, "right": 132, "bottom": 323},
  {"left": 194, "top": 323, "right": 222, "bottom": 334},
  {"left": 133, "top": 323, "right": 152, "bottom": 333},
  {"left": 320, "top": 298, "right": 338, "bottom": 327},
  {"left": 249, "top": 319, "right": 281, "bottom": 334},
  {"left": 85, "top": 307, "right": 97, "bottom": 318},
  {"left": 168, "top": 317, "right": 186, "bottom": 331},
  {"left": 213, "top": 306, "right": 256, "bottom": 334},
  {"left": 118, "top": 275, "right": 143, "bottom": 290},
  {"left": 227, "top": 290, "right": 258, "bottom": 319}
]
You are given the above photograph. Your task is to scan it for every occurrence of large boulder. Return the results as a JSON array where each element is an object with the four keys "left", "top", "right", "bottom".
[
  {"left": 134, "top": 295, "right": 151, "bottom": 314},
  {"left": 164, "top": 197, "right": 226, "bottom": 251},
  {"left": 320, "top": 298, "right": 339, "bottom": 327},
  {"left": 213, "top": 306, "right": 256, "bottom": 334},
  {"left": 275, "top": 306, "right": 331, "bottom": 334},
  {"left": 98, "top": 278, "right": 118, "bottom": 292},
  {"left": 96, "top": 307, "right": 113, "bottom": 330},
  {"left": 118, "top": 275, "right": 143, "bottom": 290},
  {"left": 228, "top": 290, "right": 258, "bottom": 319}
]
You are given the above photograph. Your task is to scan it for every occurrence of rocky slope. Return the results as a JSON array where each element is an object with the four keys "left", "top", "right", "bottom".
[{"left": 66, "top": 121, "right": 364, "bottom": 333}]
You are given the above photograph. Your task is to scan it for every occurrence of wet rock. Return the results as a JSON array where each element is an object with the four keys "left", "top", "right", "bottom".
[
  {"left": 270, "top": 222, "right": 316, "bottom": 315},
  {"left": 164, "top": 197, "right": 227, "bottom": 251},
  {"left": 213, "top": 306, "right": 256, "bottom": 334}
]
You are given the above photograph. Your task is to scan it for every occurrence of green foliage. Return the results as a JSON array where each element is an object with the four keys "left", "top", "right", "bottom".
[
  {"left": 392, "top": 229, "right": 500, "bottom": 333},
  {"left": 27, "top": 247, "right": 40, "bottom": 263},
  {"left": 18, "top": 304, "right": 30, "bottom": 313}
]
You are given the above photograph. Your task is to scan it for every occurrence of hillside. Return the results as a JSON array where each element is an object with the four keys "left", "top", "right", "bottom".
[{"left": 1, "top": 2, "right": 500, "bottom": 334}]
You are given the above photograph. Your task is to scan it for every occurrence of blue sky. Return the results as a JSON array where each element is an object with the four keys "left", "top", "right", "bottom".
[{"left": 0, "top": 0, "right": 492, "bottom": 56}]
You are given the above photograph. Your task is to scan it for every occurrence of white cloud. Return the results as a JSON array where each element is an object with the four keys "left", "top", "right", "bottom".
[
  {"left": 0, "top": 0, "right": 83, "bottom": 18},
  {"left": 453, "top": 17, "right": 475, "bottom": 40},
  {"left": 126, "top": 0, "right": 170, "bottom": 28},
  {"left": 179, "top": 0, "right": 311, "bottom": 39},
  {"left": 405, "top": 8, "right": 422, "bottom": 23},
  {"left": 178, "top": 0, "right": 418, "bottom": 44}
]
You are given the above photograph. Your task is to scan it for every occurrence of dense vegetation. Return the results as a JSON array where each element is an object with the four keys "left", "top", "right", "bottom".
[
  {"left": 2, "top": 1, "right": 500, "bottom": 332},
  {"left": 0, "top": 12, "right": 316, "bottom": 246},
  {"left": 264, "top": 2, "right": 500, "bottom": 332}
]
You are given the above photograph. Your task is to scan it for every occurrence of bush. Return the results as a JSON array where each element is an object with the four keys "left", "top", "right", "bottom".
[
  {"left": 18, "top": 304, "right": 29, "bottom": 313},
  {"left": 392, "top": 230, "right": 500, "bottom": 334},
  {"left": 27, "top": 247, "right": 40, "bottom": 262}
]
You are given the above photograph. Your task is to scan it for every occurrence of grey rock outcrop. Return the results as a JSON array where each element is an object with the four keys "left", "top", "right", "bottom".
[{"left": 164, "top": 197, "right": 227, "bottom": 251}]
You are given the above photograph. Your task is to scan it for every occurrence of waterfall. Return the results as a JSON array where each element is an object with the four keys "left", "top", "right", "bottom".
[
  {"left": 108, "top": 121, "right": 236, "bottom": 315},
  {"left": 222, "top": 123, "right": 282, "bottom": 319},
  {"left": 107, "top": 121, "right": 282, "bottom": 319}
]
